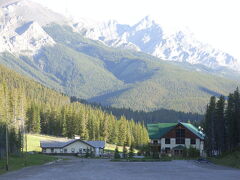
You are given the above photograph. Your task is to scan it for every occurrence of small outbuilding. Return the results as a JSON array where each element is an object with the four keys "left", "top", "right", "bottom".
[{"left": 40, "top": 139, "right": 105, "bottom": 157}]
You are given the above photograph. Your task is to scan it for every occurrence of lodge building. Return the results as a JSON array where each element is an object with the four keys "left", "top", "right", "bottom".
[{"left": 147, "top": 122, "right": 205, "bottom": 156}]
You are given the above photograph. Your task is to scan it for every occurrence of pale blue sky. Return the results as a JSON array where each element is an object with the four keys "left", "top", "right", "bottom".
[{"left": 32, "top": 0, "right": 240, "bottom": 59}]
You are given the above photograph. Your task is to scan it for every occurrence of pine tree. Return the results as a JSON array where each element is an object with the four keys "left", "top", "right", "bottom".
[
  {"left": 204, "top": 96, "right": 216, "bottom": 156},
  {"left": 215, "top": 95, "right": 225, "bottom": 154},
  {"left": 233, "top": 88, "right": 240, "bottom": 149},
  {"left": 118, "top": 116, "right": 127, "bottom": 145},
  {"left": 61, "top": 107, "right": 67, "bottom": 137},
  {"left": 123, "top": 143, "right": 128, "bottom": 158},
  {"left": 128, "top": 145, "right": 134, "bottom": 158},
  {"left": 101, "top": 114, "right": 109, "bottom": 141},
  {"left": 33, "top": 105, "right": 41, "bottom": 133}
]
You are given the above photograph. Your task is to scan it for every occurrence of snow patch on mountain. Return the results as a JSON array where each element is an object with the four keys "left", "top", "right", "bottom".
[
  {"left": 74, "top": 16, "right": 240, "bottom": 72},
  {"left": 0, "top": 0, "right": 68, "bottom": 26},
  {"left": 0, "top": 20, "right": 55, "bottom": 56},
  {"left": 0, "top": 0, "right": 60, "bottom": 56},
  {"left": 0, "top": 1, "right": 239, "bottom": 72}
]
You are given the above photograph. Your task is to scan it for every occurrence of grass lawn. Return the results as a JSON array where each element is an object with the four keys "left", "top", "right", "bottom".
[
  {"left": 0, "top": 153, "right": 58, "bottom": 175},
  {"left": 26, "top": 134, "right": 68, "bottom": 152},
  {"left": 209, "top": 151, "right": 240, "bottom": 169},
  {"left": 105, "top": 143, "right": 136, "bottom": 153}
]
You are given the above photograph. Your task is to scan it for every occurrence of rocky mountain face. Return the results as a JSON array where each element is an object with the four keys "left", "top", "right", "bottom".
[
  {"left": 1, "top": 0, "right": 239, "bottom": 72},
  {"left": 74, "top": 16, "right": 240, "bottom": 72},
  {"left": 0, "top": 0, "right": 240, "bottom": 113},
  {"left": 0, "top": 0, "right": 68, "bottom": 56}
]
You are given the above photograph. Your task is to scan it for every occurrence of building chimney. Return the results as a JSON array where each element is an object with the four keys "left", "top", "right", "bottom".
[{"left": 74, "top": 135, "right": 80, "bottom": 139}]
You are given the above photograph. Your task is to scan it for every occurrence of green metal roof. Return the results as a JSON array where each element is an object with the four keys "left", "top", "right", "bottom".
[
  {"left": 147, "top": 122, "right": 205, "bottom": 140},
  {"left": 181, "top": 123, "right": 205, "bottom": 139},
  {"left": 147, "top": 123, "right": 177, "bottom": 139}
]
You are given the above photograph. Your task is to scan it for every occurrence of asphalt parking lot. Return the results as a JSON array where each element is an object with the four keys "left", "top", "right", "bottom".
[{"left": 0, "top": 157, "right": 240, "bottom": 180}]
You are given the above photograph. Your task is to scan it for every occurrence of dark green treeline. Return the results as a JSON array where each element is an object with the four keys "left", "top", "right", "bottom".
[
  {"left": 203, "top": 88, "right": 240, "bottom": 156},
  {"left": 71, "top": 97, "right": 203, "bottom": 124}
]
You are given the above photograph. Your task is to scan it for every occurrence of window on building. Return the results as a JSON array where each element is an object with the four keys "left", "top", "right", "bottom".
[
  {"left": 165, "top": 138, "right": 170, "bottom": 144},
  {"left": 51, "top": 148, "right": 54, "bottom": 153},
  {"left": 64, "top": 149, "right": 67, "bottom": 153},
  {"left": 71, "top": 148, "right": 75, "bottom": 153},
  {"left": 176, "top": 138, "right": 185, "bottom": 144},
  {"left": 191, "top": 139, "right": 196, "bottom": 145},
  {"left": 153, "top": 140, "right": 158, "bottom": 144},
  {"left": 176, "top": 128, "right": 185, "bottom": 144}
]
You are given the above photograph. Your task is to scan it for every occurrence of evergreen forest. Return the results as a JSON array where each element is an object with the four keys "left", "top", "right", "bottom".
[
  {"left": 203, "top": 88, "right": 240, "bottom": 156},
  {"left": 0, "top": 65, "right": 149, "bottom": 158}
]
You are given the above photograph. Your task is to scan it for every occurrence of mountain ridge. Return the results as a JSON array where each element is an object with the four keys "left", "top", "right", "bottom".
[
  {"left": 74, "top": 15, "right": 240, "bottom": 72},
  {"left": 0, "top": 0, "right": 240, "bottom": 113}
]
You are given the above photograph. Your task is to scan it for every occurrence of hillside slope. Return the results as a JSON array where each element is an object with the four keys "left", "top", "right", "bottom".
[
  {"left": 0, "top": 0, "right": 240, "bottom": 113},
  {"left": 1, "top": 24, "right": 240, "bottom": 113},
  {"left": 44, "top": 25, "right": 240, "bottom": 112},
  {"left": 0, "top": 64, "right": 69, "bottom": 105}
]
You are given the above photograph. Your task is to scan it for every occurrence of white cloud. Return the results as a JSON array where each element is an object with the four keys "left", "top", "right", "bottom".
[{"left": 32, "top": 0, "right": 240, "bottom": 59}]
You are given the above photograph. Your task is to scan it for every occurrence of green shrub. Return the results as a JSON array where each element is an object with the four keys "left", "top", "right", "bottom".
[
  {"left": 122, "top": 144, "right": 128, "bottom": 159},
  {"left": 114, "top": 147, "right": 121, "bottom": 159},
  {"left": 188, "top": 147, "right": 200, "bottom": 158}
]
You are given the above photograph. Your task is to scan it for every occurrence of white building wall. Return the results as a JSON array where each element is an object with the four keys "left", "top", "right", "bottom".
[
  {"left": 200, "top": 140, "right": 204, "bottom": 156},
  {"left": 42, "top": 140, "right": 104, "bottom": 157},
  {"left": 161, "top": 138, "right": 177, "bottom": 150},
  {"left": 64, "top": 141, "right": 93, "bottom": 154},
  {"left": 185, "top": 138, "right": 190, "bottom": 148},
  {"left": 45, "top": 148, "right": 51, "bottom": 153},
  {"left": 170, "top": 138, "right": 175, "bottom": 145},
  {"left": 196, "top": 139, "right": 200, "bottom": 149}
]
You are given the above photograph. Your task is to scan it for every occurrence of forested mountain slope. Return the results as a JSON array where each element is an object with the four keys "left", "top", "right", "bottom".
[
  {"left": 71, "top": 97, "right": 204, "bottom": 123},
  {"left": 0, "top": 64, "right": 69, "bottom": 105},
  {"left": 1, "top": 24, "right": 239, "bottom": 113},
  {"left": 0, "top": 64, "right": 149, "bottom": 153},
  {"left": 0, "top": 0, "right": 240, "bottom": 113}
]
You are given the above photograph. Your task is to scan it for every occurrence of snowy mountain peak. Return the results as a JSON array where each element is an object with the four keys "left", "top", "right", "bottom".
[
  {"left": 0, "top": 19, "right": 55, "bottom": 56},
  {"left": 0, "top": 0, "right": 239, "bottom": 72},
  {"left": 74, "top": 16, "right": 240, "bottom": 72},
  {"left": 107, "top": 19, "right": 118, "bottom": 26},
  {"left": 0, "top": 0, "right": 63, "bottom": 56},
  {"left": 134, "top": 16, "right": 157, "bottom": 31},
  {"left": 0, "top": 0, "right": 68, "bottom": 26}
]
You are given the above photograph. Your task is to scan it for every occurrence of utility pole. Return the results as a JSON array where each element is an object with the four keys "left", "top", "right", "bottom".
[
  {"left": 5, "top": 124, "right": 8, "bottom": 171},
  {"left": 4, "top": 84, "right": 9, "bottom": 171},
  {"left": 20, "top": 93, "right": 27, "bottom": 166},
  {"left": 24, "top": 117, "right": 27, "bottom": 166}
]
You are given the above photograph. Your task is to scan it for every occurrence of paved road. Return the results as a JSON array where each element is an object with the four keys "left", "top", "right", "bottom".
[{"left": 0, "top": 157, "right": 240, "bottom": 180}]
